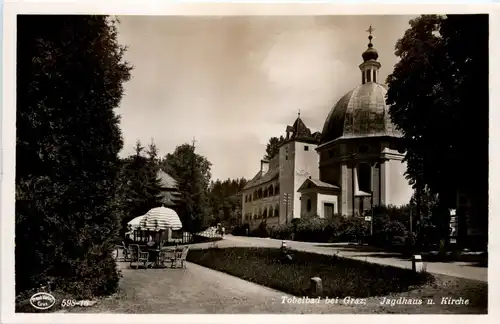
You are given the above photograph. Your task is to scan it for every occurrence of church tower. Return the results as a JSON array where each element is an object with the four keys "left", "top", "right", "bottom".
[
  {"left": 278, "top": 112, "right": 321, "bottom": 224},
  {"left": 313, "top": 26, "right": 413, "bottom": 216}
]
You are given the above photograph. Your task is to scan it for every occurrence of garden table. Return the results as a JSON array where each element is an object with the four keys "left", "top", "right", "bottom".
[{"left": 145, "top": 247, "right": 182, "bottom": 268}]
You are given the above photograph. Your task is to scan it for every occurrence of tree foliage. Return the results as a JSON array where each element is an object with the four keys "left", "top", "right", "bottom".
[
  {"left": 161, "top": 144, "right": 212, "bottom": 233},
  {"left": 15, "top": 15, "right": 131, "bottom": 297},
  {"left": 208, "top": 178, "right": 247, "bottom": 226},
  {"left": 119, "top": 140, "right": 164, "bottom": 237},
  {"left": 263, "top": 136, "right": 285, "bottom": 160},
  {"left": 386, "top": 15, "right": 488, "bottom": 209}
]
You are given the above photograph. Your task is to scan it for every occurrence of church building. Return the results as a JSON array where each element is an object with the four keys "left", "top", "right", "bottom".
[{"left": 240, "top": 30, "right": 414, "bottom": 229}]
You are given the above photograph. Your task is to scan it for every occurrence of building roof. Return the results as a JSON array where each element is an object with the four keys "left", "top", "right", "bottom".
[
  {"left": 320, "top": 82, "right": 402, "bottom": 145},
  {"left": 160, "top": 191, "right": 181, "bottom": 206},
  {"left": 242, "top": 167, "right": 279, "bottom": 191},
  {"left": 298, "top": 178, "right": 340, "bottom": 192},
  {"left": 157, "top": 169, "right": 178, "bottom": 189},
  {"left": 285, "top": 115, "right": 321, "bottom": 144}
]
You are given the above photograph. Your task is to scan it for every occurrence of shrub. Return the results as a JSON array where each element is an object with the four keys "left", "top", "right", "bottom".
[
  {"left": 270, "top": 223, "right": 294, "bottom": 240},
  {"left": 294, "top": 217, "right": 329, "bottom": 242},
  {"left": 336, "top": 216, "right": 370, "bottom": 242},
  {"left": 232, "top": 224, "right": 249, "bottom": 236},
  {"left": 371, "top": 206, "right": 412, "bottom": 248},
  {"left": 250, "top": 221, "right": 269, "bottom": 238}
]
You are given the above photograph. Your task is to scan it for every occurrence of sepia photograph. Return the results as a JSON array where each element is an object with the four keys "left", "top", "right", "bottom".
[{"left": 1, "top": 2, "right": 493, "bottom": 322}]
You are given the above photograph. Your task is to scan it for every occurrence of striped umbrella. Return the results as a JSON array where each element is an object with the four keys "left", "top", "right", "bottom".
[
  {"left": 127, "top": 215, "right": 146, "bottom": 230},
  {"left": 139, "top": 206, "right": 183, "bottom": 231}
]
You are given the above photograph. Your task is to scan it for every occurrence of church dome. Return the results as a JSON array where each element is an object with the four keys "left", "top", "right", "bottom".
[
  {"left": 319, "top": 26, "right": 402, "bottom": 145},
  {"left": 319, "top": 82, "right": 402, "bottom": 144}
]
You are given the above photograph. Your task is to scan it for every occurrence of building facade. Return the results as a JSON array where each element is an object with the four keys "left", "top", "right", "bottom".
[
  {"left": 241, "top": 32, "right": 413, "bottom": 228},
  {"left": 240, "top": 116, "right": 321, "bottom": 229}
]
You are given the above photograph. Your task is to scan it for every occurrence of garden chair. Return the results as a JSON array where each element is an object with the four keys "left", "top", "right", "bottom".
[
  {"left": 159, "top": 249, "right": 177, "bottom": 268},
  {"left": 129, "top": 244, "right": 149, "bottom": 269},
  {"left": 121, "top": 241, "right": 131, "bottom": 262},
  {"left": 173, "top": 246, "right": 190, "bottom": 269}
]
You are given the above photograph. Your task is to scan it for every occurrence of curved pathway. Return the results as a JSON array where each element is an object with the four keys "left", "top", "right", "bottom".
[{"left": 72, "top": 261, "right": 355, "bottom": 314}]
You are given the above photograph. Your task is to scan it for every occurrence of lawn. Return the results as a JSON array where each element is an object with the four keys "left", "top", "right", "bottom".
[{"left": 187, "top": 247, "right": 434, "bottom": 299}]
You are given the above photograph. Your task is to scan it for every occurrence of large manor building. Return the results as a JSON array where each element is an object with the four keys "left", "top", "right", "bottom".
[{"left": 240, "top": 32, "right": 414, "bottom": 229}]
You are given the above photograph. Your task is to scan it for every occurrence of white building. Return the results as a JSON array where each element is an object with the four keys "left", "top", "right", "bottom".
[{"left": 240, "top": 32, "right": 413, "bottom": 229}]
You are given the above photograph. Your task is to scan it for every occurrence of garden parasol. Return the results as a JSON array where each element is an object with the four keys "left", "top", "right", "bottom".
[
  {"left": 139, "top": 206, "right": 183, "bottom": 231},
  {"left": 127, "top": 214, "right": 146, "bottom": 230}
]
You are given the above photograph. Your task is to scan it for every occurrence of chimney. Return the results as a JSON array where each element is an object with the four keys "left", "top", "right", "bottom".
[{"left": 260, "top": 159, "right": 269, "bottom": 174}]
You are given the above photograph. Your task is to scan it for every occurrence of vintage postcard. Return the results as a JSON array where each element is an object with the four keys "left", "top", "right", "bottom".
[{"left": 1, "top": 1, "right": 497, "bottom": 324}]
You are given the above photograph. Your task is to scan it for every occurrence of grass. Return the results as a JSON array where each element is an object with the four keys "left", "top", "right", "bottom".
[{"left": 187, "top": 247, "right": 434, "bottom": 299}]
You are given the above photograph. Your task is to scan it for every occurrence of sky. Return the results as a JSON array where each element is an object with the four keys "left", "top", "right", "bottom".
[{"left": 116, "top": 15, "right": 415, "bottom": 181}]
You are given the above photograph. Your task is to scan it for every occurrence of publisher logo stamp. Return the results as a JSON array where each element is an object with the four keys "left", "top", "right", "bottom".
[{"left": 30, "top": 292, "right": 56, "bottom": 310}]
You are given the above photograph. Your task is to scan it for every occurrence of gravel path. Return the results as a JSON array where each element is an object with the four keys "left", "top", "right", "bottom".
[
  {"left": 64, "top": 237, "right": 486, "bottom": 314},
  {"left": 65, "top": 249, "right": 486, "bottom": 314},
  {"left": 70, "top": 261, "right": 357, "bottom": 314}
]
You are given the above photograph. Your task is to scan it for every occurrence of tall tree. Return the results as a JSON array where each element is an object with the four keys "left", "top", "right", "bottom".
[
  {"left": 386, "top": 15, "right": 488, "bottom": 239},
  {"left": 263, "top": 136, "right": 285, "bottom": 160},
  {"left": 161, "top": 143, "right": 212, "bottom": 233},
  {"left": 208, "top": 177, "right": 247, "bottom": 226},
  {"left": 119, "top": 140, "right": 163, "bottom": 235},
  {"left": 15, "top": 15, "right": 131, "bottom": 297}
]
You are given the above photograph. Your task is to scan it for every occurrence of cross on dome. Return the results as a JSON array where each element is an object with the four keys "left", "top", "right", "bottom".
[
  {"left": 366, "top": 25, "right": 374, "bottom": 36},
  {"left": 366, "top": 25, "right": 375, "bottom": 48}
]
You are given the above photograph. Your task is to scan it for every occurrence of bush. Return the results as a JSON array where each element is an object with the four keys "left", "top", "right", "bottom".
[
  {"left": 294, "top": 217, "right": 330, "bottom": 242},
  {"left": 232, "top": 224, "right": 250, "bottom": 236},
  {"left": 270, "top": 223, "right": 294, "bottom": 240},
  {"left": 336, "top": 216, "right": 370, "bottom": 242},
  {"left": 250, "top": 221, "right": 269, "bottom": 238},
  {"left": 269, "top": 206, "right": 413, "bottom": 247},
  {"left": 371, "top": 206, "right": 412, "bottom": 248}
]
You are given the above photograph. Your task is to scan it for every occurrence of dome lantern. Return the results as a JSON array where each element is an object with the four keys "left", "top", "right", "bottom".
[{"left": 359, "top": 25, "right": 381, "bottom": 85}]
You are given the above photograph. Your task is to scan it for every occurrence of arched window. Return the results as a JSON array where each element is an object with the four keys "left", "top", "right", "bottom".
[
  {"left": 358, "top": 163, "right": 371, "bottom": 193},
  {"left": 274, "top": 205, "right": 279, "bottom": 217},
  {"left": 258, "top": 188, "right": 263, "bottom": 199},
  {"left": 269, "top": 185, "right": 274, "bottom": 196},
  {"left": 306, "top": 199, "right": 312, "bottom": 212},
  {"left": 253, "top": 191, "right": 257, "bottom": 200},
  {"left": 264, "top": 188, "right": 268, "bottom": 198},
  {"left": 263, "top": 208, "right": 268, "bottom": 219},
  {"left": 245, "top": 195, "right": 248, "bottom": 203},
  {"left": 275, "top": 184, "right": 280, "bottom": 195}
]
